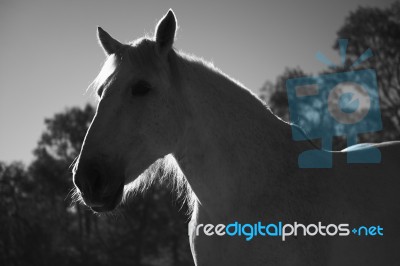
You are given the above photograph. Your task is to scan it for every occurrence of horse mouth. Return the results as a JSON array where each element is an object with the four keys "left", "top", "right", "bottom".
[{"left": 89, "top": 183, "right": 124, "bottom": 213}]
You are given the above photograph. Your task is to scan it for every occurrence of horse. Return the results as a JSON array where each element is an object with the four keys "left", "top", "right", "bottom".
[{"left": 73, "top": 10, "right": 400, "bottom": 265}]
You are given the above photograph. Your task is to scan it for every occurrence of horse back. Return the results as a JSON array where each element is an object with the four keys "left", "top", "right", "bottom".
[{"left": 325, "top": 141, "right": 400, "bottom": 265}]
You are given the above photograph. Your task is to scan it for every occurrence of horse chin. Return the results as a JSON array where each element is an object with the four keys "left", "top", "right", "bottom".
[{"left": 88, "top": 183, "right": 124, "bottom": 213}]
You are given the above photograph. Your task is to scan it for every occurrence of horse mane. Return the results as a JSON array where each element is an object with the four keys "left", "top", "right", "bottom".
[{"left": 122, "top": 154, "right": 197, "bottom": 215}]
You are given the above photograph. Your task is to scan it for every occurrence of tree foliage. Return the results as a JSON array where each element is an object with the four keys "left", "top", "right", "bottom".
[
  {"left": 260, "top": 2, "right": 400, "bottom": 147},
  {"left": 0, "top": 104, "right": 193, "bottom": 266},
  {"left": 334, "top": 2, "right": 400, "bottom": 141}
]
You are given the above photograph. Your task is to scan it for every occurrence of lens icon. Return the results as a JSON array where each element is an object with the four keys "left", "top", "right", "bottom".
[{"left": 327, "top": 82, "right": 371, "bottom": 124}]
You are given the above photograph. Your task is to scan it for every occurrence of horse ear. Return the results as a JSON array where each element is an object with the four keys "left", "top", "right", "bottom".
[
  {"left": 97, "top": 27, "right": 123, "bottom": 56},
  {"left": 155, "top": 9, "right": 177, "bottom": 55}
]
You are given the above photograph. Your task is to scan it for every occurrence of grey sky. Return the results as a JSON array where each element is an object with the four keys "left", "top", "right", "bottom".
[{"left": 0, "top": 0, "right": 394, "bottom": 163}]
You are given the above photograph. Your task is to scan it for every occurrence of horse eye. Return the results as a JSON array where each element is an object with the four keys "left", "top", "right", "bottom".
[{"left": 131, "top": 80, "right": 151, "bottom": 96}]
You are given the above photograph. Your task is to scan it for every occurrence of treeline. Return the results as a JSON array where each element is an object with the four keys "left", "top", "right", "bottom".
[{"left": 0, "top": 105, "right": 193, "bottom": 266}]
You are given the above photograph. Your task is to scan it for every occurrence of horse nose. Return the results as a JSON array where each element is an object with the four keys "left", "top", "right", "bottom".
[
  {"left": 73, "top": 161, "right": 107, "bottom": 205},
  {"left": 73, "top": 158, "right": 124, "bottom": 212}
]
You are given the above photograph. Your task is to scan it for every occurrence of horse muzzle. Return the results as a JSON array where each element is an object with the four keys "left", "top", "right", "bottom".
[
  {"left": 87, "top": 183, "right": 124, "bottom": 212},
  {"left": 73, "top": 158, "right": 125, "bottom": 212}
]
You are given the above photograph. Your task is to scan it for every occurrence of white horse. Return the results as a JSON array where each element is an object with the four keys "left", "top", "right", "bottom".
[{"left": 73, "top": 10, "right": 400, "bottom": 265}]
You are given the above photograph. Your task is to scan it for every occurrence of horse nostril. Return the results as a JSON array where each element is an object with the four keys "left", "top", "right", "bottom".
[
  {"left": 82, "top": 167, "right": 108, "bottom": 202},
  {"left": 73, "top": 159, "right": 119, "bottom": 210},
  {"left": 92, "top": 171, "right": 103, "bottom": 192},
  {"left": 73, "top": 163, "right": 102, "bottom": 199}
]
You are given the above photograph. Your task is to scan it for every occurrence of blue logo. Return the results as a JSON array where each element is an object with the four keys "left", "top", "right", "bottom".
[
  {"left": 286, "top": 39, "right": 382, "bottom": 168},
  {"left": 189, "top": 221, "right": 384, "bottom": 241}
]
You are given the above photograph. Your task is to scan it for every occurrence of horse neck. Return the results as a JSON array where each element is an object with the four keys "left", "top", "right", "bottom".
[{"left": 171, "top": 52, "right": 307, "bottom": 221}]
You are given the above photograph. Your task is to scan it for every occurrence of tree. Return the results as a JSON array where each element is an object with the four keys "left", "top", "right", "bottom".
[
  {"left": 27, "top": 105, "right": 95, "bottom": 263},
  {"left": 334, "top": 2, "right": 400, "bottom": 141},
  {"left": 1, "top": 103, "right": 194, "bottom": 266},
  {"left": 261, "top": 2, "right": 400, "bottom": 148}
]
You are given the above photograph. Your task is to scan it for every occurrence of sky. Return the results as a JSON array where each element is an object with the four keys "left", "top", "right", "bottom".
[{"left": 0, "top": 0, "right": 394, "bottom": 164}]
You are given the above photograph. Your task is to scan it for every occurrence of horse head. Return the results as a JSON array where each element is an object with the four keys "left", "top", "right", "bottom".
[{"left": 73, "top": 10, "right": 186, "bottom": 212}]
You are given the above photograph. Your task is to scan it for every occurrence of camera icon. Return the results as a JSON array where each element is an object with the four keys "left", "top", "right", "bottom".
[{"left": 286, "top": 68, "right": 382, "bottom": 168}]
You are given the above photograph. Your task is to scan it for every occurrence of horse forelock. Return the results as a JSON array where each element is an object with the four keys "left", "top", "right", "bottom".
[
  {"left": 87, "top": 53, "right": 122, "bottom": 98},
  {"left": 87, "top": 38, "right": 157, "bottom": 98}
]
